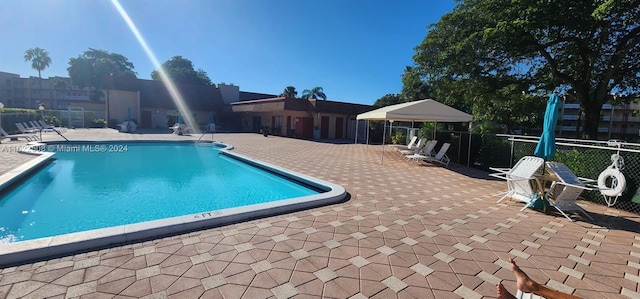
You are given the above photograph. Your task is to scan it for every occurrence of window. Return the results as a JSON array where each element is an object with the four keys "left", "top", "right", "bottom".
[{"left": 274, "top": 116, "right": 283, "bottom": 128}]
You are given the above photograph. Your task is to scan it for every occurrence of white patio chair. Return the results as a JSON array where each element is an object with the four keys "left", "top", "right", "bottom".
[
  {"left": 516, "top": 290, "right": 545, "bottom": 299},
  {"left": 39, "top": 120, "right": 66, "bottom": 132},
  {"left": 389, "top": 136, "right": 418, "bottom": 151},
  {"left": 420, "top": 142, "right": 451, "bottom": 167},
  {"left": 1, "top": 126, "right": 37, "bottom": 141},
  {"left": 15, "top": 122, "right": 38, "bottom": 134},
  {"left": 398, "top": 138, "right": 426, "bottom": 155},
  {"left": 405, "top": 140, "right": 438, "bottom": 163},
  {"left": 544, "top": 162, "right": 595, "bottom": 221},
  {"left": 490, "top": 156, "right": 545, "bottom": 209},
  {"left": 31, "top": 121, "right": 54, "bottom": 132}
]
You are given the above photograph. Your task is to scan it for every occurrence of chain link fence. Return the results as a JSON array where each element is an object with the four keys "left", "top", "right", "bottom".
[{"left": 484, "top": 135, "right": 640, "bottom": 214}]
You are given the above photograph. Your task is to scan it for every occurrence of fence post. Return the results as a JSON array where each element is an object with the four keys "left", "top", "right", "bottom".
[{"left": 509, "top": 138, "right": 515, "bottom": 168}]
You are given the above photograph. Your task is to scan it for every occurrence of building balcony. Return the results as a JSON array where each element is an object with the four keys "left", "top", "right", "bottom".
[{"left": 561, "top": 115, "right": 579, "bottom": 121}]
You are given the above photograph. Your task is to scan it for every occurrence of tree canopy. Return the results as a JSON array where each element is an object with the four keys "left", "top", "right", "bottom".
[
  {"left": 301, "top": 87, "right": 327, "bottom": 100},
  {"left": 67, "top": 48, "right": 136, "bottom": 101},
  {"left": 24, "top": 47, "right": 52, "bottom": 78},
  {"left": 151, "top": 56, "right": 212, "bottom": 86},
  {"left": 410, "top": 0, "right": 640, "bottom": 138},
  {"left": 373, "top": 94, "right": 402, "bottom": 108},
  {"left": 280, "top": 86, "right": 298, "bottom": 98}
]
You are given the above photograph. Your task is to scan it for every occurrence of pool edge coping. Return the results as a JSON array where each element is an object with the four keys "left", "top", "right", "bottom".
[{"left": 0, "top": 140, "right": 347, "bottom": 267}]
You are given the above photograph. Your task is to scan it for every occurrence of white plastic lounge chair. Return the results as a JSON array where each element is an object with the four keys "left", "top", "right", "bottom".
[
  {"left": 23, "top": 122, "right": 38, "bottom": 132},
  {"left": 421, "top": 142, "right": 452, "bottom": 167},
  {"left": 39, "top": 120, "right": 67, "bottom": 132},
  {"left": 172, "top": 123, "right": 191, "bottom": 135},
  {"left": 399, "top": 138, "right": 426, "bottom": 155},
  {"left": 0, "top": 126, "right": 37, "bottom": 141},
  {"left": 516, "top": 290, "right": 545, "bottom": 299},
  {"left": 544, "top": 162, "right": 595, "bottom": 221},
  {"left": 389, "top": 136, "right": 418, "bottom": 151},
  {"left": 405, "top": 140, "right": 438, "bottom": 163},
  {"left": 118, "top": 120, "right": 137, "bottom": 133},
  {"left": 490, "top": 156, "right": 545, "bottom": 209},
  {"left": 31, "top": 121, "right": 54, "bottom": 132},
  {"left": 15, "top": 122, "right": 38, "bottom": 134}
]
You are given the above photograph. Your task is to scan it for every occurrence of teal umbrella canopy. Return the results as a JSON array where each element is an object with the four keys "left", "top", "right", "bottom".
[
  {"left": 177, "top": 112, "right": 182, "bottom": 124},
  {"left": 534, "top": 94, "right": 561, "bottom": 160}
]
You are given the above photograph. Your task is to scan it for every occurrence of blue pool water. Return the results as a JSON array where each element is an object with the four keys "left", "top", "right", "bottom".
[{"left": 0, "top": 143, "right": 319, "bottom": 243}]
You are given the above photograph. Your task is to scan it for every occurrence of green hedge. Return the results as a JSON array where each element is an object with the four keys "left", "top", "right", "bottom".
[{"left": 0, "top": 108, "right": 42, "bottom": 134}]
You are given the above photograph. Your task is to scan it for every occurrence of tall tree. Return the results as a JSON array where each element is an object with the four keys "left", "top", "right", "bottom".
[
  {"left": 24, "top": 47, "right": 52, "bottom": 78},
  {"left": 410, "top": 0, "right": 640, "bottom": 138},
  {"left": 67, "top": 48, "right": 136, "bottom": 101},
  {"left": 373, "top": 94, "right": 402, "bottom": 108},
  {"left": 280, "top": 86, "right": 298, "bottom": 98},
  {"left": 151, "top": 56, "right": 212, "bottom": 86},
  {"left": 400, "top": 66, "right": 430, "bottom": 102},
  {"left": 301, "top": 87, "right": 327, "bottom": 100}
]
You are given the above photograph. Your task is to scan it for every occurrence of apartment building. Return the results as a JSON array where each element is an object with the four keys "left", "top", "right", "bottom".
[
  {"left": 0, "top": 71, "right": 91, "bottom": 110},
  {"left": 559, "top": 101, "right": 640, "bottom": 141}
]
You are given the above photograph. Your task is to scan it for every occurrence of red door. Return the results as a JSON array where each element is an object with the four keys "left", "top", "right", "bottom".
[
  {"left": 335, "top": 117, "right": 344, "bottom": 139},
  {"left": 295, "top": 117, "right": 314, "bottom": 139},
  {"left": 321, "top": 116, "right": 330, "bottom": 138}
]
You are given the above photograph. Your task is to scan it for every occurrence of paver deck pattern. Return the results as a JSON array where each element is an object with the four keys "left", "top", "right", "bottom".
[{"left": 1, "top": 128, "right": 640, "bottom": 298}]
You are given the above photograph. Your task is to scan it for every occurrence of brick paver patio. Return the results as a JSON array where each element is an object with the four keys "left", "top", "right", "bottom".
[{"left": 1, "top": 128, "right": 640, "bottom": 298}]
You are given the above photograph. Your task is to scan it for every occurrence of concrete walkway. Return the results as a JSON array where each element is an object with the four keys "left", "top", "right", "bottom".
[{"left": 1, "top": 128, "right": 639, "bottom": 298}]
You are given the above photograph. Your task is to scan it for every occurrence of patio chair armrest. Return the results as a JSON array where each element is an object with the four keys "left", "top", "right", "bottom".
[
  {"left": 578, "top": 177, "right": 597, "bottom": 184},
  {"left": 489, "top": 167, "right": 511, "bottom": 173},
  {"left": 550, "top": 181, "right": 596, "bottom": 191},
  {"left": 489, "top": 172, "right": 535, "bottom": 182}
]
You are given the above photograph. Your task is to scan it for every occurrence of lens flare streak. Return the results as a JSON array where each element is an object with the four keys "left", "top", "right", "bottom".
[{"left": 110, "top": 0, "right": 199, "bottom": 133}]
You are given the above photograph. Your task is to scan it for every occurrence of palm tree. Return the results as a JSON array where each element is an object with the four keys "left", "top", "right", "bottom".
[
  {"left": 280, "top": 86, "right": 298, "bottom": 98},
  {"left": 24, "top": 47, "right": 52, "bottom": 78},
  {"left": 301, "top": 87, "right": 327, "bottom": 100}
]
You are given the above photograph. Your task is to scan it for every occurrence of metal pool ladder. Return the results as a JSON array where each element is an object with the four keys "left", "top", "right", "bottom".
[
  {"left": 195, "top": 130, "right": 214, "bottom": 144},
  {"left": 40, "top": 128, "right": 69, "bottom": 142}
]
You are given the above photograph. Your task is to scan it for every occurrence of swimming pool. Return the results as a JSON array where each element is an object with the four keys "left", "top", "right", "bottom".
[{"left": 0, "top": 141, "right": 346, "bottom": 266}]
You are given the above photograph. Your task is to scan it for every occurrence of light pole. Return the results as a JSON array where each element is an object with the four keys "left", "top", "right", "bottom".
[{"left": 39, "top": 105, "right": 45, "bottom": 140}]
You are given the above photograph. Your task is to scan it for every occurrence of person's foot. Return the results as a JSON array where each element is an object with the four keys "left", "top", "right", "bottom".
[
  {"left": 510, "top": 258, "right": 539, "bottom": 293},
  {"left": 497, "top": 282, "right": 516, "bottom": 299}
]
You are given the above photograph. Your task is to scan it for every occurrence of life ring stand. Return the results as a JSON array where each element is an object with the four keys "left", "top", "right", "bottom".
[{"left": 597, "top": 154, "right": 626, "bottom": 207}]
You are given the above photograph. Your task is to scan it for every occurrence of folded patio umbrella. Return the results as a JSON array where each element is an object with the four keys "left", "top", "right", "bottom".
[{"left": 534, "top": 94, "right": 561, "bottom": 160}]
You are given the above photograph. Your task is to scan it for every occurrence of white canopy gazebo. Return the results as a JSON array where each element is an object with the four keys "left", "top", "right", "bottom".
[{"left": 355, "top": 99, "right": 473, "bottom": 164}]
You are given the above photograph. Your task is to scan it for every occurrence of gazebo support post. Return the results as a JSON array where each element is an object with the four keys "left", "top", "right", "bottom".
[
  {"left": 381, "top": 118, "right": 387, "bottom": 164},
  {"left": 355, "top": 120, "right": 358, "bottom": 144},
  {"left": 467, "top": 122, "right": 472, "bottom": 167}
]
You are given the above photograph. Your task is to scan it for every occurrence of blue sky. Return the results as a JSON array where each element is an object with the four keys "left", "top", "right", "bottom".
[{"left": 0, "top": 0, "right": 456, "bottom": 105}]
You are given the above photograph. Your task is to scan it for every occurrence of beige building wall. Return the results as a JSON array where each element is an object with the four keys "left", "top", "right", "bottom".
[
  {"left": 106, "top": 90, "right": 140, "bottom": 124},
  {"left": 238, "top": 111, "right": 310, "bottom": 135},
  {"left": 313, "top": 112, "right": 349, "bottom": 139}
]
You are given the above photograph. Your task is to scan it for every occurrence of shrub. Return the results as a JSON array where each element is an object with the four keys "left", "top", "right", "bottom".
[
  {"left": 391, "top": 131, "right": 405, "bottom": 144},
  {"left": 91, "top": 118, "right": 107, "bottom": 128},
  {"left": 44, "top": 115, "right": 62, "bottom": 127}
]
